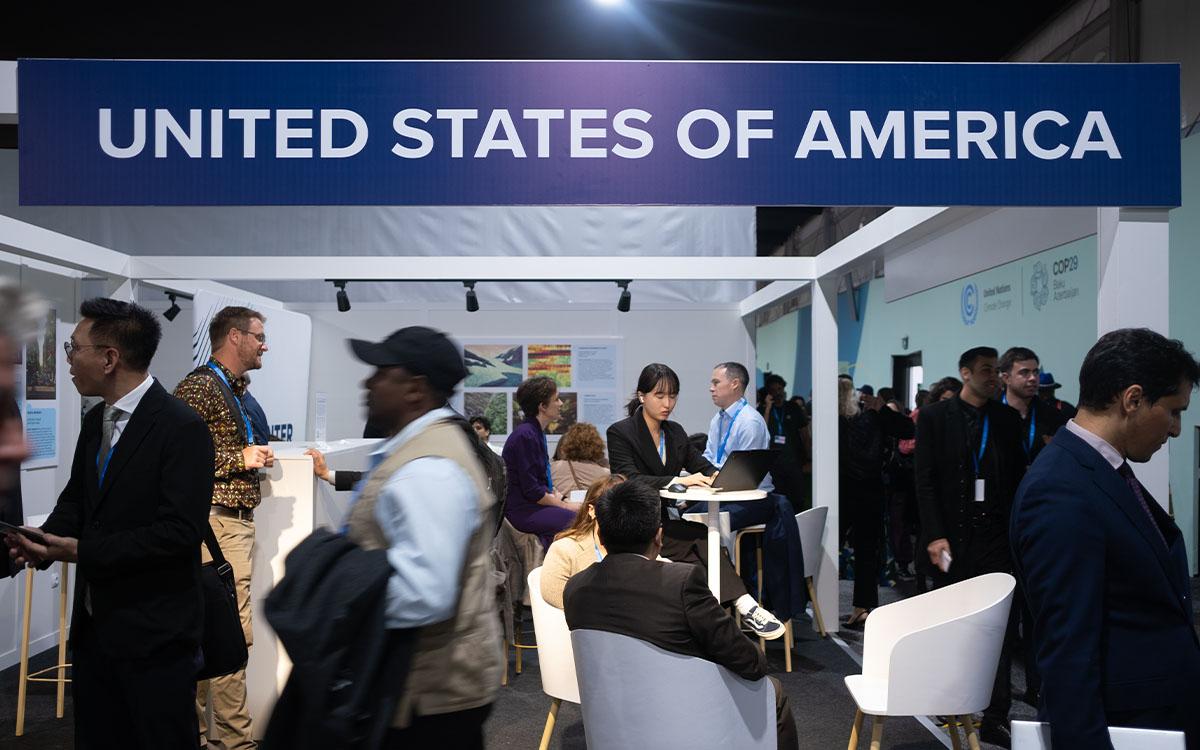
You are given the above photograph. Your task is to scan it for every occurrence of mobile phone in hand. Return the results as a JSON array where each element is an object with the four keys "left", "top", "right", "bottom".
[{"left": 0, "top": 521, "right": 48, "bottom": 547}]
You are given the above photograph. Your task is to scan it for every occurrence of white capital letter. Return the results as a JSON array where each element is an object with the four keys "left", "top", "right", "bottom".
[
  {"left": 613, "top": 109, "right": 653, "bottom": 159},
  {"left": 956, "top": 111, "right": 998, "bottom": 159},
  {"left": 849, "top": 111, "right": 904, "bottom": 159},
  {"left": 154, "top": 108, "right": 203, "bottom": 158},
  {"left": 321, "top": 109, "right": 369, "bottom": 158},
  {"left": 913, "top": 111, "right": 950, "bottom": 159},
  {"left": 228, "top": 109, "right": 270, "bottom": 158},
  {"left": 678, "top": 109, "right": 731, "bottom": 159},
  {"left": 793, "top": 111, "right": 845, "bottom": 159},
  {"left": 736, "top": 110, "right": 773, "bottom": 159},
  {"left": 571, "top": 109, "right": 608, "bottom": 158},
  {"left": 276, "top": 109, "right": 314, "bottom": 158},
  {"left": 475, "top": 109, "right": 527, "bottom": 158},
  {"left": 523, "top": 109, "right": 565, "bottom": 158},
  {"left": 392, "top": 109, "right": 433, "bottom": 158},
  {"left": 436, "top": 109, "right": 479, "bottom": 158},
  {"left": 1023, "top": 110, "right": 1070, "bottom": 160},
  {"left": 1071, "top": 111, "right": 1121, "bottom": 159},
  {"left": 99, "top": 108, "right": 145, "bottom": 158}
]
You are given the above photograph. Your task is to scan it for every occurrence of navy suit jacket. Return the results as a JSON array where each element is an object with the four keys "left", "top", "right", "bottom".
[{"left": 1011, "top": 426, "right": 1200, "bottom": 749}]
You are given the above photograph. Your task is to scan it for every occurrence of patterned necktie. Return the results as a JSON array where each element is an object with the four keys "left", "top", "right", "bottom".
[
  {"left": 1117, "top": 462, "right": 1168, "bottom": 549},
  {"left": 97, "top": 405, "right": 124, "bottom": 481}
]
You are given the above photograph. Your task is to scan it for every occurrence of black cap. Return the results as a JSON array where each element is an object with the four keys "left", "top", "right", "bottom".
[
  {"left": 349, "top": 326, "right": 467, "bottom": 394},
  {"left": 859, "top": 384, "right": 874, "bottom": 396}
]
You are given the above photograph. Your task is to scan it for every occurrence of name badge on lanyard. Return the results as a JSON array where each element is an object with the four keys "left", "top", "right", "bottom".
[
  {"left": 716, "top": 400, "right": 747, "bottom": 464},
  {"left": 972, "top": 414, "right": 990, "bottom": 503},
  {"left": 771, "top": 407, "right": 786, "bottom": 445}
]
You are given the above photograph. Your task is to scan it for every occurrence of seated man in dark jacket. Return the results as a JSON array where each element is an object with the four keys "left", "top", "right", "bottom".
[{"left": 563, "top": 481, "right": 797, "bottom": 750}]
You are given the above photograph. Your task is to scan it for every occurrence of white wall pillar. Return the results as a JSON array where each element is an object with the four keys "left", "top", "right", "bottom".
[
  {"left": 1097, "top": 207, "right": 1171, "bottom": 505},
  {"left": 811, "top": 275, "right": 840, "bottom": 631}
]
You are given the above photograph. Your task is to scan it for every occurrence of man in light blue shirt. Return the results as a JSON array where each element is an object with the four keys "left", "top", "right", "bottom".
[{"left": 696, "top": 362, "right": 808, "bottom": 625}]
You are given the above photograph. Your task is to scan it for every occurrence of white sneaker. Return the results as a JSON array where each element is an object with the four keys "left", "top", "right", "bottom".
[{"left": 741, "top": 605, "right": 785, "bottom": 640}]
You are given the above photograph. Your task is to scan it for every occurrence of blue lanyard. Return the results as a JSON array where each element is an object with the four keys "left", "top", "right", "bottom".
[
  {"left": 594, "top": 540, "right": 603, "bottom": 562},
  {"left": 1002, "top": 393, "right": 1038, "bottom": 456},
  {"left": 771, "top": 407, "right": 784, "bottom": 436},
  {"left": 97, "top": 445, "right": 116, "bottom": 485},
  {"left": 716, "top": 400, "right": 747, "bottom": 464},
  {"left": 541, "top": 430, "right": 554, "bottom": 492},
  {"left": 208, "top": 362, "right": 255, "bottom": 446},
  {"left": 658, "top": 430, "right": 666, "bottom": 464},
  {"left": 971, "top": 414, "right": 990, "bottom": 477}
]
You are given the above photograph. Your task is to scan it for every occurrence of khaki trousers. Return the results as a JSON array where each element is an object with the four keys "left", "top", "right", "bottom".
[{"left": 198, "top": 513, "right": 257, "bottom": 750}]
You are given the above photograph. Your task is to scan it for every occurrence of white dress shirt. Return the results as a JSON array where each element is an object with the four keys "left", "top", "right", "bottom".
[
  {"left": 107, "top": 374, "right": 155, "bottom": 449},
  {"left": 1065, "top": 419, "right": 1124, "bottom": 470}
]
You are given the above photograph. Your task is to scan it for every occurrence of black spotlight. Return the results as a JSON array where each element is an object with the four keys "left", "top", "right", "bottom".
[
  {"left": 163, "top": 293, "right": 181, "bottom": 321},
  {"left": 333, "top": 280, "right": 351, "bottom": 312},
  {"left": 616, "top": 281, "right": 631, "bottom": 312},
  {"left": 464, "top": 281, "right": 479, "bottom": 313}
]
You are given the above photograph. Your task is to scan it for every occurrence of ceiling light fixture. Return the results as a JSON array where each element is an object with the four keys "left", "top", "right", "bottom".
[
  {"left": 332, "top": 280, "right": 351, "bottom": 312},
  {"left": 464, "top": 281, "right": 479, "bottom": 313},
  {"left": 616, "top": 280, "right": 631, "bottom": 312},
  {"left": 163, "top": 292, "right": 182, "bottom": 321}
]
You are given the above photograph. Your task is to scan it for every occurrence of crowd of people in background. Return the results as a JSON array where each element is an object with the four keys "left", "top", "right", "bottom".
[{"left": 2, "top": 276, "right": 1198, "bottom": 750}]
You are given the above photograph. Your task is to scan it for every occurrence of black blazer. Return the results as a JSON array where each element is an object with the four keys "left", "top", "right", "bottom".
[
  {"left": 563, "top": 553, "right": 766, "bottom": 681},
  {"left": 914, "top": 396, "right": 1027, "bottom": 550},
  {"left": 606, "top": 408, "right": 716, "bottom": 491},
  {"left": 1011, "top": 427, "right": 1200, "bottom": 748},
  {"left": 42, "top": 380, "right": 215, "bottom": 660}
]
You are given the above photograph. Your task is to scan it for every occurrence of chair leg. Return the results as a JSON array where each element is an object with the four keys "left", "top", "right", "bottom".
[
  {"left": 755, "top": 541, "right": 764, "bottom": 601},
  {"left": 514, "top": 629, "right": 523, "bottom": 675},
  {"left": 538, "top": 698, "right": 561, "bottom": 750},
  {"left": 784, "top": 620, "right": 793, "bottom": 673},
  {"left": 56, "top": 562, "right": 69, "bottom": 718},
  {"left": 16, "top": 567, "right": 33, "bottom": 737},
  {"left": 807, "top": 577, "right": 827, "bottom": 637},
  {"left": 963, "top": 716, "right": 981, "bottom": 750},
  {"left": 847, "top": 709, "right": 864, "bottom": 750},
  {"left": 869, "top": 715, "right": 885, "bottom": 750},
  {"left": 948, "top": 716, "right": 963, "bottom": 750},
  {"left": 734, "top": 531, "right": 743, "bottom": 577}
]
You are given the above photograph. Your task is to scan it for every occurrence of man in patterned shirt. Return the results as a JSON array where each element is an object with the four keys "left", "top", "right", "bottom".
[{"left": 174, "top": 306, "right": 274, "bottom": 750}]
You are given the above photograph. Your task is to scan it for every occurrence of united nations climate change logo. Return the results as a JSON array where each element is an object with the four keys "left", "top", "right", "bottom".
[
  {"left": 961, "top": 282, "right": 979, "bottom": 326},
  {"left": 1030, "top": 261, "right": 1050, "bottom": 311}
]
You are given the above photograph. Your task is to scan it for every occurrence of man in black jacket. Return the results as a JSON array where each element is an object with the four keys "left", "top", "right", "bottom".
[
  {"left": 564, "top": 481, "right": 798, "bottom": 750},
  {"left": 915, "top": 345, "right": 1027, "bottom": 746},
  {"left": 6, "top": 298, "right": 215, "bottom": 750}
]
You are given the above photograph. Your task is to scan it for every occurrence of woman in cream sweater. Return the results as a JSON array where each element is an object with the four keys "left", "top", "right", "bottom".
[{"left": 539, "top": 474, "right": 626, "bottom": 608}]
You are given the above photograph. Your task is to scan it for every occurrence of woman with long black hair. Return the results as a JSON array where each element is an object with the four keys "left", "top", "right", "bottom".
[{"left": 606, "top": 363, "right": 783, "bottom": 639}]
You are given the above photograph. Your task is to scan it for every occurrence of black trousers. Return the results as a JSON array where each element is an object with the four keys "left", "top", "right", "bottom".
[
  {"left": 767, "top": 676, "right": 800, "bottom": 750},
  {"left": 844, "top": 485, "right": 884, "bottom": 610},
  {"left": 934, "top": 518, "right": 1015, "bottom": 726},
  {"left": 661, "top": 518, "right": 749, "bottom": 606},
  {"left": 72, "top": 618, "right": 200, "bottom": 750},
  {"left": 385, "top": 703, "right": 493, "bottom": 749}
]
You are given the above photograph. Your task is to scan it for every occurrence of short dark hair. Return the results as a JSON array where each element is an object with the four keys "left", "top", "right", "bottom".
[
  {"left": 1078, "top": 328, "right": 1200, "bottom": 410},
  {"left": 716, "top": 361, "right": 750, "bottom": 393},
  {"left": 209, "top": 306, "right": 266, "bottom": 350},
  {"left": 999, "top": 347, "right": 1039, "bottom": 374},
  {"left": 929, "top": 377, "right": 962, "bottom": 402},
  {"left": 763, "top": 372, "right": 786, "bottom": 389},
  {"left": 516, "top": 376, "right": 558, "bottom": 418},
  {"left": 593, "top": 481, "right": 662, "bottom": 555},
  {"left": 79, "top": 298, "right": 161, "bottom": 372},
  {"left": 469, "top": 415, "right": 492, "bottom": 432},
  {"left": 877, "top": 387, "right": 896, "bottom": 403},
  {"left": 958, "top": 346, "right": 998, "bottom": 372}
]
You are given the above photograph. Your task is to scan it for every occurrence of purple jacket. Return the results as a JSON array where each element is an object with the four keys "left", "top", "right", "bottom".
[{"left": 502, "top": 416, "right": 551, "bottom": 511}]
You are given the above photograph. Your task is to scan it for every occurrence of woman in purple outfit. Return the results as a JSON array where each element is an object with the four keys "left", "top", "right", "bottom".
[{"left": 502, "top": 376, "right": 578, "bottom": 549}]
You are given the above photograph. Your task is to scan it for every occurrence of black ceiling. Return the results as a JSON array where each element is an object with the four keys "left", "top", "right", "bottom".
[{"left": 2, "top": 3, "right": 1072, "bottom": 62}]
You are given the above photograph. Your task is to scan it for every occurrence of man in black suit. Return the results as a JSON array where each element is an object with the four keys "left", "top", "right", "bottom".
[
  {"left": 564, "top": 481, "right": 798, "bottom": 750},
  {"left": 1012, "top": 329, "right": 1200, "bottom": 749},
  {"left": 5, "top": 298, "right": 215, "bottom": 750},
  {"left": 915, "top": 345, "right": 1027, "bottom": 746}
]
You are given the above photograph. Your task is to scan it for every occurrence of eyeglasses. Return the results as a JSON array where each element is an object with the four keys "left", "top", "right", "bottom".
[
  {"left": 63, "top": 341, "right": 112, "bottom": 359},
  {"left": 236, "top": 329, "right": 267, "bottom": 344}
]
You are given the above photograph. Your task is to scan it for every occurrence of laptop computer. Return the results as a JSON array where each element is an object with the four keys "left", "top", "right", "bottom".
[
  {"left": 710, "top": 449, "right": 777, "bottom": 492},
  {"left": 1010, "top": 720, "right": 1185, "bottom": 749}
]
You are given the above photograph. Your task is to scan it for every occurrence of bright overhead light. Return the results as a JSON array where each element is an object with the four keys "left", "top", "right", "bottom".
[{"left": 594, "top": 0, "right": 625, "bottom": 6}]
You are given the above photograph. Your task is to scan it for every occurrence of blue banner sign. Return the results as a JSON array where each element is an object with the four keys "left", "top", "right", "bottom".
[{"left": 18, "top": 60, "right": 1180, "bottom": 206}]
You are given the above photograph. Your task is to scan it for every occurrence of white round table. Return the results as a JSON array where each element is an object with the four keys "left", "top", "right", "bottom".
[{"left": 659, "top": 488, "right": 767, "bottom": 598}]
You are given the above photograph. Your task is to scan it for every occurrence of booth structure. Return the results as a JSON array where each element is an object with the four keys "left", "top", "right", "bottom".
[{"left": 0, "top": 57, "right": 1184, "bottom": 692}]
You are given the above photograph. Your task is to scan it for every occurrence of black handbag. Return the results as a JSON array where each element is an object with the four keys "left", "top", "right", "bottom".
[{"left": 197, "top": 526, "right": 249, "bottom": 680}]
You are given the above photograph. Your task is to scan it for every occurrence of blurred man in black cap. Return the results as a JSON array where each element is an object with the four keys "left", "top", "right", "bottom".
[
  {"left": 1038, "top": 372, "right": 1078, "bottom": 421},
  {"left": 339, "top": 326, "right": 502, "bottom": 749}
]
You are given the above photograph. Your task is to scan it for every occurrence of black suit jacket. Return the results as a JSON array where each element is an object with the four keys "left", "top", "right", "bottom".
[
  {"left": 914, "top": 396, "right": 1027, "bottom": 551},
  {"left": 607, "top": 408, "right": 716, "bottom": 491},
  {"left": 42, "top": 380, "right": 215, "bottom": 660},
  {"left": 1011, "top": 427, "right": 1200, "bottom": 748},
  {"left": 563, "top": 553, "right": 766, "bottom": 681}
]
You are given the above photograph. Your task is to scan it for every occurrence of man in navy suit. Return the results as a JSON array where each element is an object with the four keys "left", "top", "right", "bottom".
[{"left": 1012, "top": 328, "right": 1200, "bottom": 749}]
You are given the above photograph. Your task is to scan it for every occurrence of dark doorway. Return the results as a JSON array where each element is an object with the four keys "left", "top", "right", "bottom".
[{"left": 892, "top": 352, "right": 924, "bottom": 410}]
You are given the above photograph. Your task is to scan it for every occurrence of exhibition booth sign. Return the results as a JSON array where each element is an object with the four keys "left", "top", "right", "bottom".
[{"left": 17, "top": 60, "right": 1180, "bottom": 207}]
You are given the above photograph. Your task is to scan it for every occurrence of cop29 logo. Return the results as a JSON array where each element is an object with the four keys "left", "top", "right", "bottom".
[
  {"left": 1030, "top": 261, "right": 1050, "bottom": 311},
  {"left": 961, "top": 282, "right": 979, "bottom": 326}
]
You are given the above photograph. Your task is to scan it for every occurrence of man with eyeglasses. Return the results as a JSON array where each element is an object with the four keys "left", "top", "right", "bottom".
[{"left": 173, "top": 306, "right": 273, "bottom": 750}]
